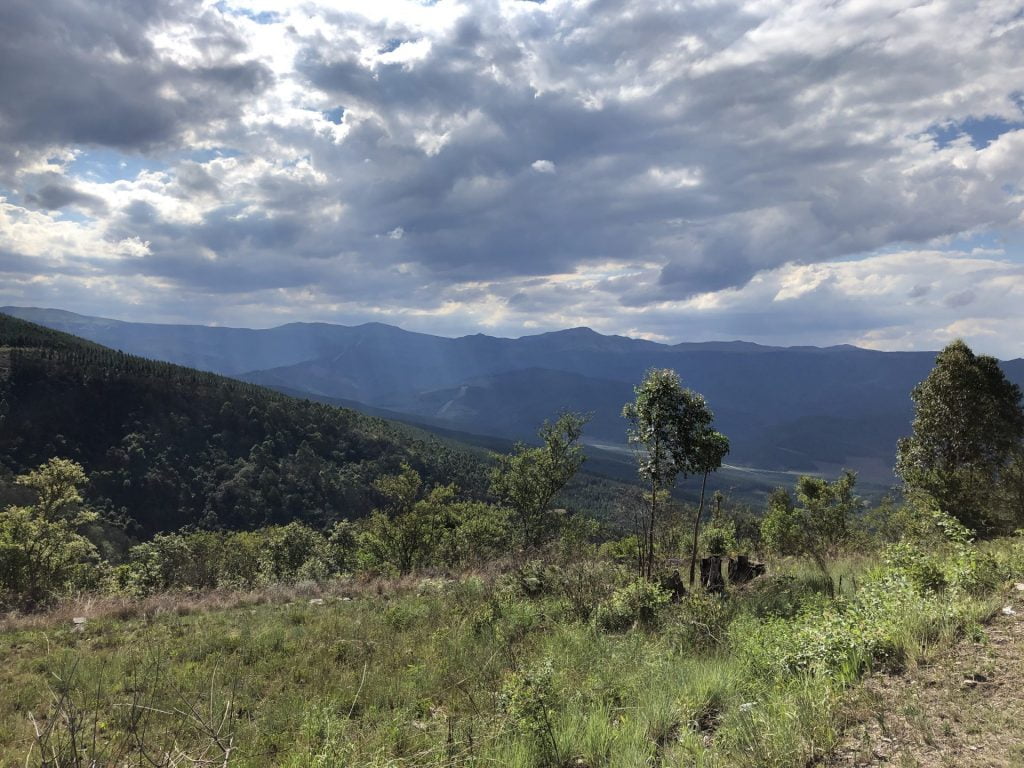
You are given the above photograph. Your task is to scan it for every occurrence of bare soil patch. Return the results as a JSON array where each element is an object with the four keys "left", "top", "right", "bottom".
[{"left": 826, "top": 589, "right": 1024, "bottom": 767}]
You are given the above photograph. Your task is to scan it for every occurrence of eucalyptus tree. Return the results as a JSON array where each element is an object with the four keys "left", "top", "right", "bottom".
[
  {"left": 688, "top": 430, "right": 730, "bottom": 586},
  {"left": 622, "top": 368, "right": 723, "bottom": 580},
  {"left": 896, "top": 339, "right": 1024, "bottom": 533}
]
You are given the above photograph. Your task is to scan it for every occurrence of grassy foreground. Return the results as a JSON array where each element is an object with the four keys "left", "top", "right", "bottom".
[{"left": 0, "top": 544, "right": 1020, "bottom": 768}]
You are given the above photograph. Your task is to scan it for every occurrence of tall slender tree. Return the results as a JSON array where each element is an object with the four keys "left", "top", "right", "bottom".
[
  {"left": 622, "top": 369, "right": 721, "bottom": 580},
  {"left": 688, "top": 430, "right": 730, "bottom": 586}
]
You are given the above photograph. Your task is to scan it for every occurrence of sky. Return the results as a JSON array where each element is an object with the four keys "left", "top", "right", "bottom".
[{"left": 1, "top": 0, "right": 1024, "bottom": 357}]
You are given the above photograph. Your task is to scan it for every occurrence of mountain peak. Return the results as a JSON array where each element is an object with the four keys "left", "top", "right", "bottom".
[{"left": 541, "top": 326, "right": 602, "bottom": 338}]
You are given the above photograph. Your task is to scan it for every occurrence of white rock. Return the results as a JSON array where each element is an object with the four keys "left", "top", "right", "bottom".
[
  {"left": 309, "top": 598, "right": 325, "bottom": 606},
  {"left": 1001, "top": 605, "right": 1016, "bottom": 616},
  {"left": 1014, "top": 583, "right": 1024, "bottom": 591}
]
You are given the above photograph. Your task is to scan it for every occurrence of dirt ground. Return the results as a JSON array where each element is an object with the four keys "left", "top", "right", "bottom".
[{"left": 825, "top": 588, "right": 1024, "bottom": 768}]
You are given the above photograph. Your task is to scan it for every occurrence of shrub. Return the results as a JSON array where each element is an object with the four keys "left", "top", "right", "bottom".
[
  {"left": 883, "top": 543, "right": 948, "bottom": 594},
  {"left": 700, "top": 517, "right": 737, "bottom": 557},
  {"left": 499, "top": 660, "right": 561, "bottom": 765},
  {"left": 505, "top": 559, "right": 554, "bottom": 598},
  {"left": 598, "top": 535, "right": 640, "bottom": 566},
  {"left": 735, "top": 570, "right": 966, "bottom": 679},
  {"left": 557, "top": 559, "right": 626, "bottom": 622},
  {"left": 0, "top": 459, "right": 101, "bottom": 608},
  {"left": 593, "top": 579, "right": 670, "bottom": 632},
  {"left": 742, "top": 574, "right": 834, "bottom": 620},
  {"left": 668, "top": 591, "right": 734, "bottom": 650}
]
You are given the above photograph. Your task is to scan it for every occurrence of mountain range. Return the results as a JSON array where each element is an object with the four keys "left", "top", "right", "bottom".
[{"left": 7, "top": 306, "right": 1022, "bottom": 489}]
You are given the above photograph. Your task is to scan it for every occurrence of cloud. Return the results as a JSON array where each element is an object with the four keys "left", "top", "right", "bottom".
[
  {"left": 0, "top": 0, "right": 270, "bottom": 166},
  {"left": 25, "top": 183, "right": 108, "bottom": 215},
  {"left": 0, "top": 0, "right": 1021, "bottom": 355}
]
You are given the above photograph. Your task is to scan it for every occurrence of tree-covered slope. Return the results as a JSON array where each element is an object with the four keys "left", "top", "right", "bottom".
[{"left": 0, "top": 313, "right": 490, "bottom": 536}]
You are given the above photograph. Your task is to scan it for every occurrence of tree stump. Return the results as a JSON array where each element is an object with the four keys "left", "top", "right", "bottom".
[
  {"left": 727, "top": 555, "right": 766, "bottom": 584},
  {"left": 658, "top": 569, "right": 687, "bottom": 602},
  {"left": 700, "top": 556, "right": 725, "bottom": 593}
]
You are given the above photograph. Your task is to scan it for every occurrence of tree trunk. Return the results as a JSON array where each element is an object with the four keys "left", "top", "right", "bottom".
[
  {"left": 647, "top": 475, "right": 657, "bottom": 580},
  {"left": 689, "top": 471, "right": 709, "bottom": 586}
]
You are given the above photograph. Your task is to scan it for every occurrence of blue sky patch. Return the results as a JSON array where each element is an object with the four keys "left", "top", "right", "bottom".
[
  {"left": 214, "top": 2, "right": 280, "bottom": 24},
  {"left": 928, "top": 115, "right": 1024, "bottom": 149},
  {"left": 323, "top": 106, "right": 346, "bottom": 124},
  {"left": 69, "top": 149, "right": 163, "bottom": 183}
]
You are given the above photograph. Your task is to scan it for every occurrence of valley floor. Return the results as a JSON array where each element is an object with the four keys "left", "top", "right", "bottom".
[{"left": 827, "top": 587, "right": 1024, "bottom": 767}]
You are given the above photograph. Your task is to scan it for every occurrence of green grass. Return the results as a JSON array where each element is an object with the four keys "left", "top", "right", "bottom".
[{"left": 2, "top": 545, "right": 1021, "bottom": 767}]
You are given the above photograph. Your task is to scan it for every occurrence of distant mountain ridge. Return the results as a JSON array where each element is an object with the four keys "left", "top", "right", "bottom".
[{"left": 6, "top": 305, "right": 1023, "bottom": 485}]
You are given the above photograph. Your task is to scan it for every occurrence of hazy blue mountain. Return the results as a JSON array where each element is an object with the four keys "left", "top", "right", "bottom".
[{"left": 7, "top": 305, "right": 1023, "bottom": 485}]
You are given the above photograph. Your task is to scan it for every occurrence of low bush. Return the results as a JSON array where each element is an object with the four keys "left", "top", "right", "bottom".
[{"left": 593, "top": 578, "right": 670, "bottom": 632}]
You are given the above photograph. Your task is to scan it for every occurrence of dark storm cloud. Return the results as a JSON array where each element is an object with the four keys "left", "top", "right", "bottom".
[
  {"left": 0, "top": 0, "right": 270, "bottom": 161},
  {"left": 26, "top": 183, "right": 108, "bottom": 214}
]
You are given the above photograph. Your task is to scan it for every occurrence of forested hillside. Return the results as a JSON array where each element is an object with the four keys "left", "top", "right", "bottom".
[{"left": 0, "top": 313, "right": 490, "bottom": 536}]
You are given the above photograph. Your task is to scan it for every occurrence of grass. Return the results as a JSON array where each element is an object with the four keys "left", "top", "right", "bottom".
[{"left": 2, "top": 544, "right": 1022, "bottom": 767}]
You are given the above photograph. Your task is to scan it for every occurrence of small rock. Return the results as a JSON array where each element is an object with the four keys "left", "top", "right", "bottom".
[
  {"left": 738, "top": 702, "right": 757, "bottom": 712},
  {"left": 1014, "top": 583, "right": 1024, "bottom": 591},
  {"left": 71, "top": 617, "right": 87, "bottom": 633},
  {"left": 309, "top": 598, "right": 325, "bottom": 606},
  {"left": 1002, "top": 605, "right": 1017, "bottom": 616},
  {"left": 341, "top": 597, "right": 352, "bottom": 601}
]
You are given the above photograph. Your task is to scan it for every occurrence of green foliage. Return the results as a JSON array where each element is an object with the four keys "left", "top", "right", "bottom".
[
  {"left": 896, "top": 339, "right": 1024, "bottom": 534},
  {"left": 593, "top": 578, "right": 670, "bottom": 632},
  {"left": 14, "top": 458, "right": 90, "bottom": 522},
  {"left": 118, "top": 523, "right": 337, "bottom": 595},
  {"left": 700, "top": 513, "right": 737, "bottom": 556},
  {"left": 669, "top": 590, "right": 734, "bottom": 651},
  {"left": 742, "top": 573, "right": 836, "bottom": 620},
  {"left": 358, "top": 465, "right": 512, "bottom": 575},
  {"left": 0, "top": 459, "right": 100, "bottom": 608},
  {"left": 622, "top": 369, "right": 716, "bottom": 490},
  {"left": 688, "top": 431, "right": 731, "bottom": 582},
  {"left": 883, "top": 503, "right": 1002, "bottom": 597},
  {"left": 357, "top": 464, "right": 430, "bottom": 576},
  {"left": 761, "top": 471, "right": 860, "bottom": 574},
  {"left": 737, "top": 572, "right": 939, "bottom": 679},
  {"left": 326, "top": 520, "right": 357, "bottom": 574},
  {"left": 597, "top": 534, "right": 639, "bottom": 565},
  {"left": 622, "top": 368, "right": 725, "bottom": 578},
  {"left": 883, "top": 542, "right": 949, "bottom": 593},
  {"left": 490, "top": 412, "right": 588, "bottom": 552},
  {"left": 499, "top": 660, "right": 562, "bottom": 765}
]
